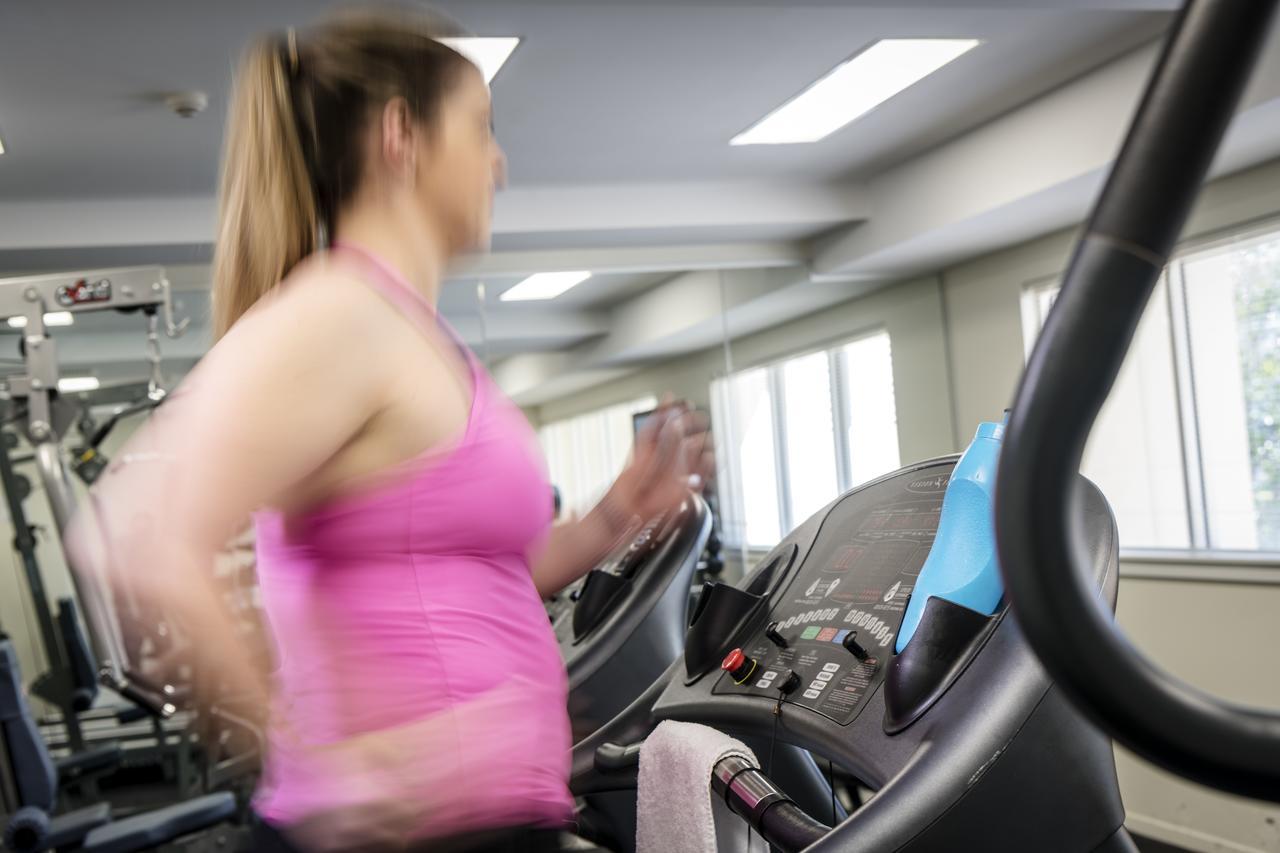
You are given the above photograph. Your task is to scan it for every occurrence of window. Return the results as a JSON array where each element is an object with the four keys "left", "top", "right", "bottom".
[
  {"left": 539, "top": 396, "right": 657, "bottom": 516},
  {"left": 841, "top": 332, "right": 902, "bottom": 488},
  {"left": 712, "top": 330, "right": 900, "bottom": 548},
  {"left": 712, "top": 367, "right": 782, "bottom": 548},
  {"left": 781, "top": 351, "right": 839, "bottom": 528},
  {"left": 1020, "top": 221, "right": 1280, "bottom": 553},
  {"left": 1176, "top": 229, "right": 1280, "bottom": 550}
]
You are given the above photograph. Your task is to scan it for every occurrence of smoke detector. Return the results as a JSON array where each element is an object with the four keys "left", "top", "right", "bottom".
[{"left": 165, "top": 91, "right": 208, "bottom": 118}]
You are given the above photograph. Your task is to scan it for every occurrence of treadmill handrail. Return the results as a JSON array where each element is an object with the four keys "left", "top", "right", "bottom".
[{"left": 995, "top": 0, "right": 1280, "bottom": 801}]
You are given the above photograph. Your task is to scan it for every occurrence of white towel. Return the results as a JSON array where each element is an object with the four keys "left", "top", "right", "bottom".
[{"left": 636, "top": 720, "right": 770, "bottom": 853}]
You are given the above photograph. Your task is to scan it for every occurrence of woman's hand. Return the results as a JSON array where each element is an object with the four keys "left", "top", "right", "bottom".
[
  {"left": 529, "top": 397, "right": 715, "bottom": 596},
  {"left": 606, "top": 397, "right": 715, "bottom": 524}
]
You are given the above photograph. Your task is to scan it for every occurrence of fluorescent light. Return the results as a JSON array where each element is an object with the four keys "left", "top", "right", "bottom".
[
  {"left": 732, "top": 39, "right": 980, "bottom": 145},
  {"left": 499, "top": 271, "right": 592, "bottom": 302},
  {"left": 7, "top": 312, "right": 75, "bottom": 329},
  {"left": 439, "top": 37, "right": 520, "bottom": 84},
  {"left": 58, "top": 376, "right": 100, "bottom": 393}
]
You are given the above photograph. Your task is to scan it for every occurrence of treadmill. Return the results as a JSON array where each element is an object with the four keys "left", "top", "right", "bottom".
[{"left": 571, "top": 454, "right": 1130, "bottom": 852}]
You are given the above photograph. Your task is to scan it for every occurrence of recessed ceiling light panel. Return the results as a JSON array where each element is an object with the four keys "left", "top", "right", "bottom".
[
  {"left": 58, "top": 376, "right": 100, "bottom": 393},
  {"left": 7, "top": 312, "right": 75, "bottom": 329},
  {"left": 439, "top": 36, "right": 520, "bottom": 84},
  {"left": 732, "top": 38, "right": 980, "bottom": 146},
  {"left": 499, "top": 271, "right": 592, "bottom": 302}
]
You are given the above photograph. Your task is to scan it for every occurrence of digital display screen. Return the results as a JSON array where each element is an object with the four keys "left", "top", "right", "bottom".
[{"left": 632, "top": 408, "right": 657, "bottom": 438}]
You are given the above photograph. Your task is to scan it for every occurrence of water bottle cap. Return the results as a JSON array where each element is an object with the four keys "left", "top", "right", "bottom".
[{"left": 975, "top": 420, "right": 1006, "bottom": 442}]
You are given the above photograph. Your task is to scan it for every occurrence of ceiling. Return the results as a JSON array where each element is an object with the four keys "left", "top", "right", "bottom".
[
  {"left": 5, "top": 0, "right": 1280, "bottom": 406},
  {"left": 0, "top": 1, "right": 1165, "bottom": 198}
]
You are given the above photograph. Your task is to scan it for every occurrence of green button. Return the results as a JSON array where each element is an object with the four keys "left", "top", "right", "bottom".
[{"left": 800, "top": 626, "right": 821, "bottom": 640}]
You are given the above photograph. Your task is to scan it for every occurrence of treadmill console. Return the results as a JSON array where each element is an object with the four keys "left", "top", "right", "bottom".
[
  {"left": 644, "top": 457, "right": 1127, "bottom": 853},
  {"left": 549, "top": 496, "right": 703, "bottom": 647},
  {"left": 710, "top": 463, "right": 949, "bottom": 725},
  {"left": 552, "top": 494, "right": 711, "bottom": 740},
  {"left": 549, "top": 511, "right": 669, "bottom": 644}
]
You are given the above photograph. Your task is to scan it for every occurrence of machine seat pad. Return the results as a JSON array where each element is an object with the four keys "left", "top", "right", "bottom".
[
  {"left": 55, "top": 743, "right": 123, "bottom": 781},
  {"left": 81, "top": 792, "right": 235, "bottom": 853},
  {"left": 47, "top": 802, "right": 112, "bottom": 849}
]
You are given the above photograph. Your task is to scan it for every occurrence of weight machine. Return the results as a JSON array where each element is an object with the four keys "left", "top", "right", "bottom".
[{"left": 0, "top": 267, "right": 189, "bottom": 745}]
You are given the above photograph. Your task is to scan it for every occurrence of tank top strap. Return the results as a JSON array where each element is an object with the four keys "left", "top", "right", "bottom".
[
  {"left": 327, "top": 242, "right": 488, "bottom": 410},
  {"left": 328, "top": 242, "right": 439, "bottom": 334}
]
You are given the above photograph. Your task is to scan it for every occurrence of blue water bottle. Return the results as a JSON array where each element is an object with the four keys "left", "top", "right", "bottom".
[{"left": 895, "top": 417, "right": 1006, "bottom": 654}]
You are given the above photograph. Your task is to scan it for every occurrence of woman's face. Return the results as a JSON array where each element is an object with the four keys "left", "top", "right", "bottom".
[{"left": 414, "top": 64, "right": 506, "bottom": 254}]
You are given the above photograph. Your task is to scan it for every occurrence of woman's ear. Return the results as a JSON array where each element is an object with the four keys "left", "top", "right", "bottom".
[{"left": 380, "top": 96, "right": 416, "bottom": 182}]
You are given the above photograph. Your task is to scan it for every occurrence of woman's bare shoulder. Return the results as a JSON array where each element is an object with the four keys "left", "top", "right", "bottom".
[{"left": 247, "top": 254, "right": 398, "bottom": 333}]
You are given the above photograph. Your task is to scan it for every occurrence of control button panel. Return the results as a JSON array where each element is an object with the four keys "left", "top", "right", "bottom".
[
  {"left": 603, "top": 511, "right": 669, "bottom": 578},
  {"left": 712, "top": 462, "right": 951, "bottom": 725},
  {"left": 548, "top": 510, "right": 673, "bottom": 645}
]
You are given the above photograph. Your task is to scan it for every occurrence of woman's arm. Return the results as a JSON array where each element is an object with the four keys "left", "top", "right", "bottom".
[
  {"left": 66, "top": 271, "right": 395, "bottom": 710},
  {"left": 530, "top": 403, "right": 715, "bottom": 597}
]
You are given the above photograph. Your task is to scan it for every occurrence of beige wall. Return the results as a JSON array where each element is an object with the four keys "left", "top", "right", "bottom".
[
  {"left": 1114, "top": 571, "right": 1280, "bottom": 852},
  {"left": 942, "top": 156, "right": 1280, "bottom": 442},
  {"left": 941, "top": 227, "right": 1074, "bottom": 445},
  {"left": 535, "top": 275, "right": 957, "bottom": 467}
]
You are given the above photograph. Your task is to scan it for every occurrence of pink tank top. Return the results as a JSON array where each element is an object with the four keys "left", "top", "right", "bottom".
[{"left": 252, "top": 246, "right": 573, "bottom": 836}]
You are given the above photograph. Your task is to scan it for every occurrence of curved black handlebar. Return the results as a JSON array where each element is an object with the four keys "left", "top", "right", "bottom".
[{"left": 995, "top": 0, "right": 1280, "bottom": 801}]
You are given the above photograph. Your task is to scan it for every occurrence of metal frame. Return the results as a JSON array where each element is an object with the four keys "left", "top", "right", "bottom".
[
  {"left": 768, "top": 365, "right": 793, "bottom": 535},
  {"left": 0, "top": 266, "right": 187, "bottom": 717},
  {"left": 1164, "top": 262, "right": 1213, "bottom": 548},
  {"left": 0, "top": 437, "right": 93, "bottom": 754},
  {"left": 828, "top": 347, "right": 853, "bottom": 494}
]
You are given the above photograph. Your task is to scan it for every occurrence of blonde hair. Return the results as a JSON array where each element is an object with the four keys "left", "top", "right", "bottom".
[{"left": 211, "top": 7, "right": 470, "bottom": 340}]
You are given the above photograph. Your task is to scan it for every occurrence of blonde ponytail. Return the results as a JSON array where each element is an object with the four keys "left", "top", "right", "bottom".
[
  {"left": 211, "top": 9, "right": 471, "bottom": 340},
  {"left": 211, "top": 37, "right": 320, "bottom": 341}
]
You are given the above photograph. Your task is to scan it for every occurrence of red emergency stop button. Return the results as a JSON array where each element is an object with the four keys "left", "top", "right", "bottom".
[{"left": 721, "top": 648, "right": 757, "bottom": 685}]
